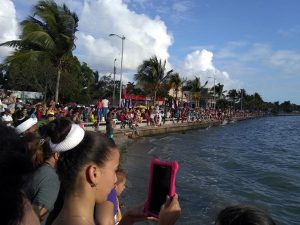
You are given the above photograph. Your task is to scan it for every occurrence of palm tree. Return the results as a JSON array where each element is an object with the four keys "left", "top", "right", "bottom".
[
  {"left": 190, "top": 77, "right": 208, "bottom": 107},
  {"left": 0, "top": 0, "right": 78, "bottom": 102},
  {"left": 135, "top": 56, "right": 173, "bottom": 104},
  {"left": 213, "top": 83, "right": 226, "bottom": 99},
  {"left": 169, "top": 73, "right": 182, "bottom": 106}
]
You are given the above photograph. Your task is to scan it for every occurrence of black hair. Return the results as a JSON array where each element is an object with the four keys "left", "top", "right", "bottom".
[
  {"left": 0, "top": 123, "right": 34, "bottom": 225},
  {"left": 47, "top": 118, "right": 117, "bottom": 193},
  {"left": 215, "top": 205, "right": 276, "bottom": 225}
]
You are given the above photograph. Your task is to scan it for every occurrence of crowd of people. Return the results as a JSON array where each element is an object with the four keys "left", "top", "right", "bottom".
[
  {"left": 0, "top": 90, "right": 265, "bottom": 136},
  {"left": 0, "top": 90, "right": 276, "bottom": 225},
  {"left": 0, "top": 116, "right": 181, "bottom": 225}
]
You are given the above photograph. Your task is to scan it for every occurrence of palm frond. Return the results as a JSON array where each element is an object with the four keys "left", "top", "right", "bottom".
[
  {"left": 21, "top": 17, "right": 46, "bottom": 36},
  {"left": 5, "top": 50, "right": 50, "bottom": 64},
  {"left": 0, "top": 40, "right": 23, "bottom": 49},
  {"left": 23, "top": 31, "right": 55, "bottom": 50}
]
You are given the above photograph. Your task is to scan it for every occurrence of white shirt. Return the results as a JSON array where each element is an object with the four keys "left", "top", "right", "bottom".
[
  {"left": 102, "top": 99, "right": 109, "bottom": 108},
  {"left": 2, "top": 114, "right": 13, "bottom": 126}
]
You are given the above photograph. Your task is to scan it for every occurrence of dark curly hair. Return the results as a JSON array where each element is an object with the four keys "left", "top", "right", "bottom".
[
  {"left": 215, "top": 205, "right": 276, "bottom": 225},
  {"left": 47, "top": 118, "right": 117, "bottom": 193}
]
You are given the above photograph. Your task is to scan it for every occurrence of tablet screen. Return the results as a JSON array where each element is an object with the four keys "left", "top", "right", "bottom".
[{"left": 149, "top": 164, "right": 171, "bottom": 215}]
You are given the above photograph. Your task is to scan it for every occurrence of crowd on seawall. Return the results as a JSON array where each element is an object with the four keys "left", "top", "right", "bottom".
[
  {"left": 0, "top": 90, "right": 276, "bottom": 225},
  {"left": 0, "top": 90, "right": 266, "bottom": 136}
]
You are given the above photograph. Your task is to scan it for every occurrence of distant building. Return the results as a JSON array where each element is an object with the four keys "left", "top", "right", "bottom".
[{"left": 1, "top": 89, "right": 43, "bottom": 102}]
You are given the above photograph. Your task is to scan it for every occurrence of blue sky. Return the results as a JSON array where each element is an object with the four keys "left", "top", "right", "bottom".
[{"left": 1, "top": 0, "right": 300, "bottom": 104}]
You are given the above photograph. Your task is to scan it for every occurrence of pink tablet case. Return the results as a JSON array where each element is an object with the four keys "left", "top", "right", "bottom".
[{"left": 144, "top": 159, "right": 179, "bottom": 217}]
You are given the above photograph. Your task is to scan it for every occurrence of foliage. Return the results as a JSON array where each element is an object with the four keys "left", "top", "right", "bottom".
[
  {"left": 135, "top": 56, "right": 173, "bottom": 104},
  {"left": 169, "top": 73, "right": 182, "bottom": 101},
  {"left": 181, "top": 77, "right": 208, "bottom": 107},
  {"left": 0, "top": 0, "right": 79, "bottom": 102}
]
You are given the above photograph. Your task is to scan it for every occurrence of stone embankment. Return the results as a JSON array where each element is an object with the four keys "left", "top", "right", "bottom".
[{"left": 85, "top": 116, "right": 256, "bottom": 147}]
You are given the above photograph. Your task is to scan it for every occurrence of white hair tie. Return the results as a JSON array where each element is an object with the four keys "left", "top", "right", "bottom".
[
  {"left": 15, "top": 117, "right": 38, "bottom": 134},
  {"left": 49, "top": 124, "right": 85, "bottom": 152}
]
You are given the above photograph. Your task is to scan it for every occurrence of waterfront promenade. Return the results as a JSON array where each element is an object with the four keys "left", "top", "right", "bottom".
[{"left": 85, "top": 116, "right": 257, "bottom": 146}]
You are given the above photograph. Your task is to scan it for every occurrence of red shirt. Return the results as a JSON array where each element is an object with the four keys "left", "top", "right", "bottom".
[{"left": 97, "top": 100, "right": 103, "bottom": 109}]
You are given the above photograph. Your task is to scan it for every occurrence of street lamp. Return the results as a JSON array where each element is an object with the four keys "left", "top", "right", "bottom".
[
  {"left": 109, "top": 33, "right": 125, "bottom": 107},
  {"left": 208, "top": 76, "right": 216, "bottom": 110},
  {"left": 112, "top": 58, "right": 117, "bottom": 106}
]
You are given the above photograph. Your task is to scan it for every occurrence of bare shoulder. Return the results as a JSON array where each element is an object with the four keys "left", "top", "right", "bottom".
[{"left": 52, "top": 216, "right": 94, "bottom": 225}]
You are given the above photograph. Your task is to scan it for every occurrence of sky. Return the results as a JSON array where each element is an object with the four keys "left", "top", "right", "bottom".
[{"left": 1, "top": 0, "right": 300, "bottom": 104}]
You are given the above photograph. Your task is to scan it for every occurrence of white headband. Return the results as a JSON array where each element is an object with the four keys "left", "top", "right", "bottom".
[
  {"left": 49, "top": 124, "right": 85, "bottom": 152},
  {"left": 15, "top": 117, "right": 38, "bottom": 134}
]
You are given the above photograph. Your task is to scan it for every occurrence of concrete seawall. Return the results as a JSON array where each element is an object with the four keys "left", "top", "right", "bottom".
[{"left": 87, "top": 116, "right": 257, "bottom": 147}]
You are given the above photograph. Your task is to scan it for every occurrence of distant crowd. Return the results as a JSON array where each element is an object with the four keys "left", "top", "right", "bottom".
[
  {"left": 1, "top": 90, "right": 265, "bottom": 136},
  {"left": 0, "top": 89, "right": 276, "bottom": 225}
]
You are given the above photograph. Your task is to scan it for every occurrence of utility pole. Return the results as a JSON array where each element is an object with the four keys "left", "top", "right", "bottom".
[
  {"left": 240, "top": 89, "right": 243, "bottom": 111},
  {"left": 112, "top": 58, "right": 117, "bottom": 106},
  {"left": 208, "top": 76, "right": 216, "bottom": 110},
  {"left": 109, "top": 34, "right": 125, "bottom": 107}
]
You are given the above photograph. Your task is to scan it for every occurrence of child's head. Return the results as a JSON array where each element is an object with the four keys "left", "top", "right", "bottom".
[
  {"left": 115, "top": 168, "right": 127, "bottom": 197},
  {"left": 215, "top": 205, "right": 276, "bottom": 225}
]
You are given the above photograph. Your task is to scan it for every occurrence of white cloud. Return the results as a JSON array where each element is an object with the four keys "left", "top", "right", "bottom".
[
  {"left": 4, "top": 0, "right": 173, "bottom": 78},
  {"left": 184, "top": 49, "right": 215, "bottom": 71},
  {"left": 75, "top": 0, "right": 173, "bottom": 80},
  {"left": 218, "top": 42, "right": 300, "bottom": 77},
  {"left": 0, "top": 0, "right": 19, "bottom": 60},
  {"left": 269, "top": 50, "right": 300, "bottom": 75},
  {"left": 212, "top": 41, "right": 300, "bottom": 103},
  {"left": 181, "top": 49, "right": 241, "bottom": 90}
]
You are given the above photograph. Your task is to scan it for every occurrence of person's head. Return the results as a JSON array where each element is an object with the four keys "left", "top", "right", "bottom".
[
  {"left": 14, "top": 111, "right": 38, "bottom": 137},
  {"left": 115, "top": 168, "right": 127, "bottom": 197},
  {"left": 215, "top": 205, "right": 276, "bottom": 225},
  {"left": 4, "top": 108, "right": 11, "bottom": 115},
  {"left": 0, "top": 123, "right": 39, "bottom": 225},
  {"left": 47, "top": 112, "right": 55, "bottom": 121},
  {"left": 26, "top": 138, "right": 59, "bottom": 168},
  {"left": 47, "top": 118, "right": 119, "bottom": 203}
]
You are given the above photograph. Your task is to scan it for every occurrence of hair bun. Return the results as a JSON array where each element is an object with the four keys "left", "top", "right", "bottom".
[{"left": 47, "top": 118, "right": 72, "bottom": 143}]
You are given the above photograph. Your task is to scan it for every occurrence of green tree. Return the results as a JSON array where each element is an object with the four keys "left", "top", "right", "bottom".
[
  {"left": 182, "top": 77, "right": 207, "bottom": 107},
  {"left": 125, "top": 82, "right": 146, "bottom": 96},
  {"left": 7, "top": 57, "right": 57, "bottom": 100},
  {"left": 135, "top": 56, "right": 173, "bottom": 104},
  {"left": 227, "top": 89, "right": 238, "bottom": 109},
  {"left": 169, "top": 73, "right": 182, "bottom": 106},
  {"left": 94, "top": 74, "right": 117, "bottom": 100},
  {"left": 190, "top": 77, "right": 207, "bottom": 107},
  {"left": 0, "top": 0, "right": 78, "bottom": 102},
  {"left": 213, "top": 83, "right": 226, "bottom": 99},
  {"left": 280, "top": 101, "right": 292, "bottom": 112}
]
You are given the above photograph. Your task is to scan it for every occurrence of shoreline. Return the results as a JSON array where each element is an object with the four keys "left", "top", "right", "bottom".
[{"left": 92, "top": 115, "right": 260, "bottom": 147}]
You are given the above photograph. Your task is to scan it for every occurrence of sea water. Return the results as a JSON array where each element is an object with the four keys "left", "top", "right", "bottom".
[{"left": 120, "top": 116, "right": 300, "bottom": 225}]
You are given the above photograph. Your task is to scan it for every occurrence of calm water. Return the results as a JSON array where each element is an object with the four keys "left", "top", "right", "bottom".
[{"left": 120, "top": 116, "right": 300, "bottom": 225}]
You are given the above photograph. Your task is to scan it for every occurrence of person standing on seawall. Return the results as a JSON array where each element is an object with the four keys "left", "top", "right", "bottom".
[
  {"left": 106, "top": 108, "right": 115, "bottom": 140},
  {"left": 102, "top": 98, "right": 109, "bottom": 121},
  {"left": 97, "top": 99, "right": 103, "bottom": 123}
]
